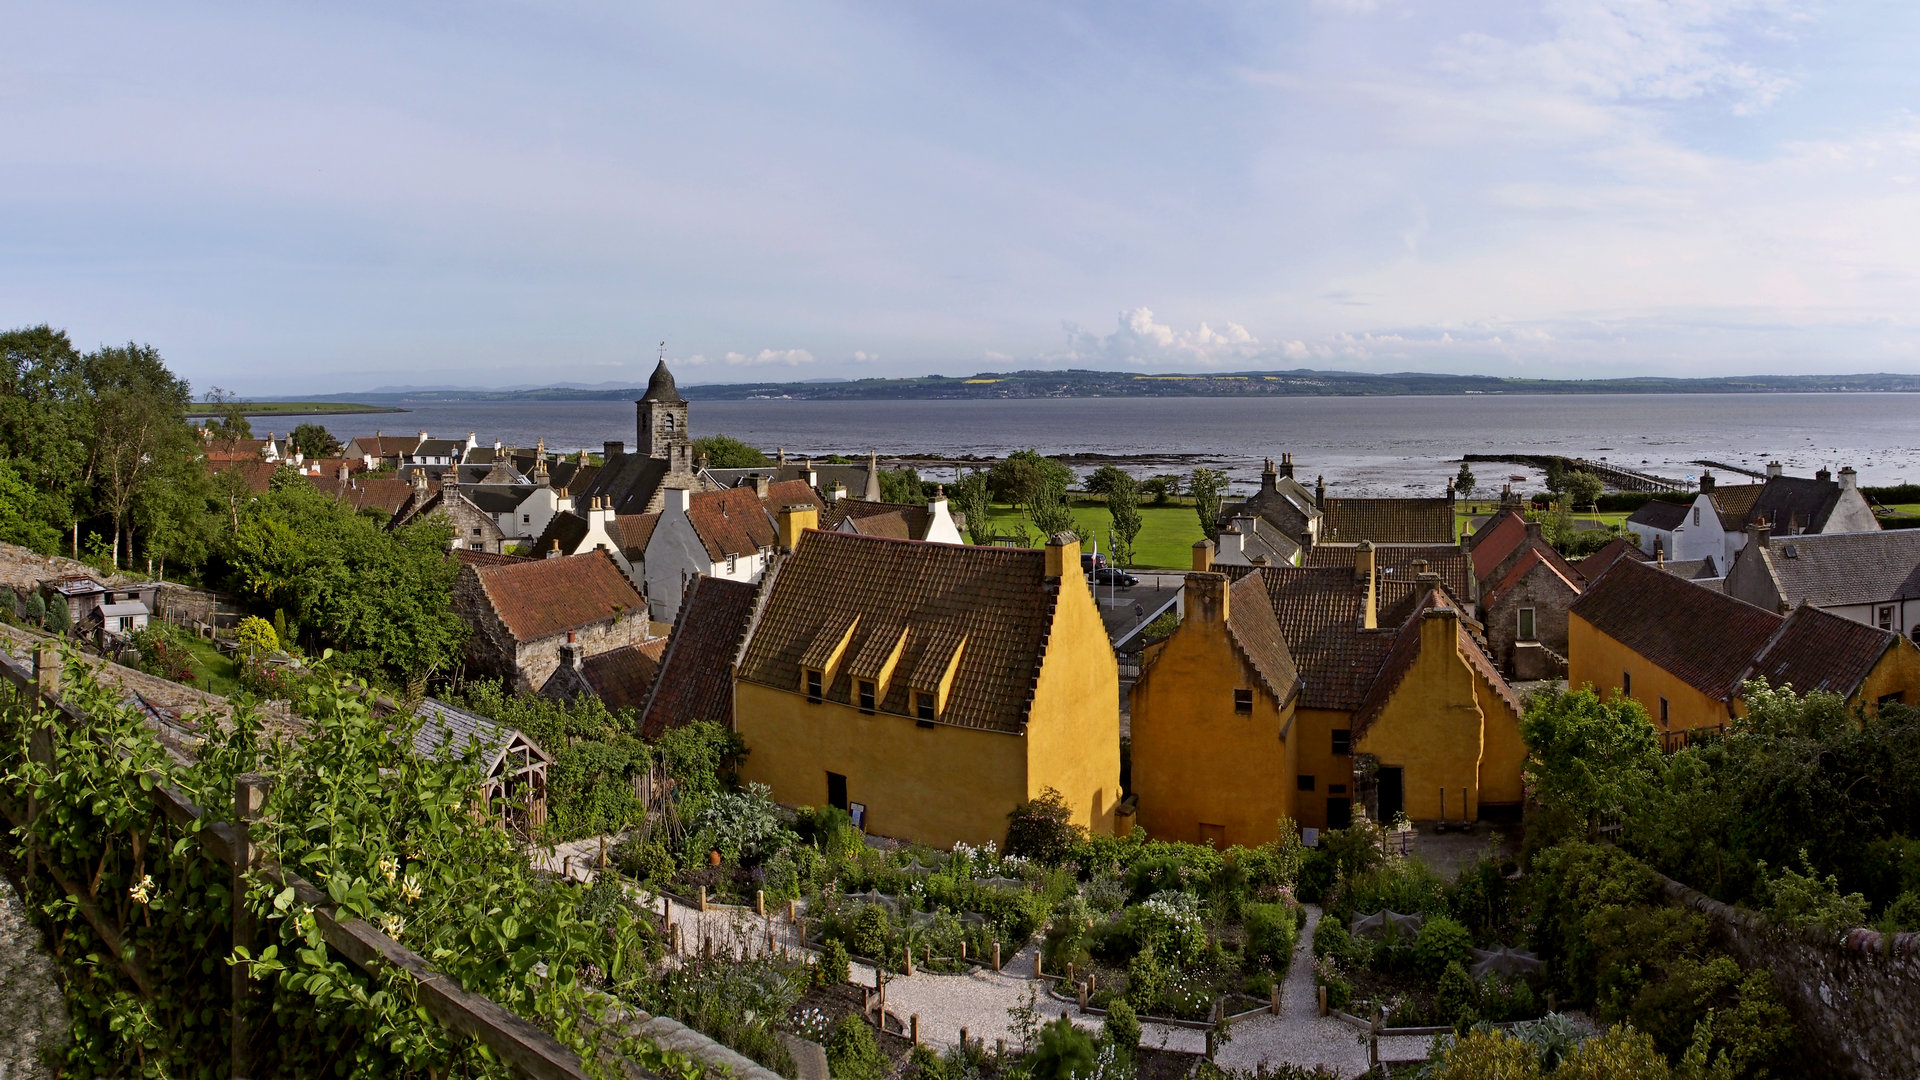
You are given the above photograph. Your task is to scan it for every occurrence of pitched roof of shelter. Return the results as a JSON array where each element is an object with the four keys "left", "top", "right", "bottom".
[
  {"left": 412, "top": 698, "right": 553, "bottom": 775},
  {"left": 735, "top": 530, "right": 1065, "bottom": 733},
  {"left": 1746, "top": 605, "right": 1900, "bottom": 699},
  {"left": 1759, "top": 529, "right": 1920, "bottom": 608},
  {"left": 640, "top": 575, "right": 759, "bottom": 739},
  {"left": 468, "top": 549, "right": 644, "bottom": 643},
  {"left": 1571, "top": 557, "right": 1782, "bottom": 701},
  {"left": 1319, "top": 497, "right": 1456, "bottom": 544},
  {"left": 581, "top": 638, "right": 669, "bottom": 714},
  {"left": 821, "top": 499, "right": 936, "bottom": 541}
]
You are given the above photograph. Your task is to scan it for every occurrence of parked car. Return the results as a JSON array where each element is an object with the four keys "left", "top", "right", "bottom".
[
  {"left": 1091, "top": 567, "right": 1137, "bottom": 587},
  {"left": 1080, "top": 552, "right": 1108, "bottom": 572}
]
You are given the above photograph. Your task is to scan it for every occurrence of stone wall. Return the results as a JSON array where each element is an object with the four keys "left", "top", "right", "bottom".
[
  {"left": 1658, "top": 873, "right": 1920, "bottom": 1080},
  {"left": 513, "top": 614, "right": 652, "bottom": 694}
]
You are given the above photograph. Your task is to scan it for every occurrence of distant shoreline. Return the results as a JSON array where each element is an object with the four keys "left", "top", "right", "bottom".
[{"left": 185, "top": 402, "right": 406, "bottom": 418}]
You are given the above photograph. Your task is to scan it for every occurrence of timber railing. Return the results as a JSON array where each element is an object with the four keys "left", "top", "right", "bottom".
[{"left": 0, "top": 641, "right": 649, "bottom": 1080}]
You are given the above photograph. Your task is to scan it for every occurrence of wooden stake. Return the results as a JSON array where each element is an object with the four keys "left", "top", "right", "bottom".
[
  {"left": 1034, "top": 951, "right": 1043, "bottom": 978},
  {"left": 1271, "top": 985, "right": 1281, "bottom": 1015},
  {"left": 698, "top": 885, "right": 708, "bottom": 912},
  {"left": 231, "top": 774, "right": 268, "bottom": 1080},
  {"left": 1318, "top": 984, "right": 1327, "bottom": 1017},
  {"left": 910, "top": 1015, "right": 919, "bottom": 1046},
  {"left": 905, "top": 944, "right": 914, "bottom": 976},
  {"left": 756, "top": 890, "right": 765, "bottom": 916},
  {"left": 993, "top": 941, "right": 1001, "bottom": 972}
]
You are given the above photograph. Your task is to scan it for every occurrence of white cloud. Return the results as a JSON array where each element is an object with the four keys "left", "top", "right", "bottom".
[
  {"left": 1060, "top": 307, "right": 1261, "bottom": 366},
  {"left": 722, "top": 348, "right": 817, "bottom": 366}
]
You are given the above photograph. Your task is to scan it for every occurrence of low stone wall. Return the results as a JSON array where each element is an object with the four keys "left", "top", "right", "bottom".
[{"left": 1658, "top": 873, "right": 1920, "bottom": 1080}]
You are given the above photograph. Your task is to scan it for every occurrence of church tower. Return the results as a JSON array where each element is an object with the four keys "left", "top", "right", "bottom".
[{"left": 637, "top": 359, "right": 694, "bottom": 473}]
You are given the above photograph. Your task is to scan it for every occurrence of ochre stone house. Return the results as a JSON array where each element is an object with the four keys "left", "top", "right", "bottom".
[
  {"left": 451, "top": 549, "right": 654, "bottom": 692},
  {"left": 1131, "top": 540, "right": 1525, "bottom": 844},
  {"left": 732, "top": 529, "right": 1120, "bottom": 849},
  {"left": 639, "top": 575, "right": 759, "bottom": 739},
  {"left": 1570, "top": 556, "right": 1920, "bottom": 737}
]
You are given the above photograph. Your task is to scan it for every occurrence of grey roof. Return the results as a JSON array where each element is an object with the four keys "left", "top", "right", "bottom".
[
  {"left": 1627, "top": 500, "right": 1689, "bottom": 531},
  {"left": 1657, "top": 557, "right": 1720, "bottom": 581},
  {"left": 98, "top": 600, "right": 150, "bottom": 618},
  {"left": 1748, "top": 476, "right": 1847, "bottom": 533},
  {"left": 574, "top": 453, "right": 671, "bottom": 515},
  {"left": 461, "top": 485, "right": 537, "bottom": 514},
  {"left": 411, "top": 698, "right": 553, "bottom": 776},
  {"left": 1765, "top": 530, "right": 1920, "bottom": 608},
  {"left": 641, "top": 359, "right": 685, "bottom": 403},
  {"left": 414, "top": 439, "right": 466, "bottom": 458}
]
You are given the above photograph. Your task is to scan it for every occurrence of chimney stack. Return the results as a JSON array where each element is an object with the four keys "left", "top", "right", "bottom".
[
  {"left": 1355, "top": 540, "right": 1378, "bottom": 630},
  {"left": 1766, "top": 460, "right": 1783, "bottom": 479},
  {"left": 1279, "top": 452, "right": 1295, "bottom": 479},
  {"left": 665, "top": 487, "right": 692, "bottom": 514},
  {"left": 1043, "top": 531, "right": 1081, "bottom": 581},
  {"left": 1524, "top": 520, "right": 1543, "bottom": 542},
  {"left": 1260, "top": 458, "right": 1278, "bottom": 493},
  {"left": 1816, "top": 467, "right": 1832, "bottom": 483},
  {"left": 603, "top": 441, "right": 624, "bottom": 459},
  {"left": 560, "top": 630, "right": 583, "bottom": 670},
  {"left": 830, "top": 481, "right": 848, "bottom": 504},
  {"left": 1700, "top": 472, "right": 1716, "bottom": 493},
  {"left": 754, "top": 475, "right": 770, "bottom": 499},
  {"left": 777, "top": 503, "right": 818, "bottom": 552},
  {"left": 1185, "top": 572, "right": 1229, "bottom": 626},
  {"left": 1192, "top": 539, "right": 1214, "bottom": 573},
  {"left": 1315, "top": 475, "right": 1326, "bottom": 507},
  {"left": 1747, "top": 521, "right": 1771, "bottom": 550},
  {"left": 1838, "top": 466, "right": 1857, "bottom": 491}
]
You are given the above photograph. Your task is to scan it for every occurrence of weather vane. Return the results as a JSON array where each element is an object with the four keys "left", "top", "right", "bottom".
[{"left": 658, "top": 341, "right": 667, "bottom": 362}]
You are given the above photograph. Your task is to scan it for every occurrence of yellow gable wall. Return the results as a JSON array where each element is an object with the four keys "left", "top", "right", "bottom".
[
  {"left": 1568, "top": 613, "right": 1731, "bottom": 732},
  {"left": 733, "top": 681, "right": 1029, "bottom": 848},
  {"left": 1352, "top": 612, "right": 1487, "bottom": 822},
  {"left": 1473, "top": 664, "right": 1527, "bottom": 806},
  {"left": 1025, "top": 570, "right": 1122, "bottom": 836},
  {"left": 1129, "top": 614, "right": 1296, "bottom": 848},
  {"left": 1291, "top": 708, "right": 1352, "bottom": 832},
  {"left": 1855, "top": 637, "right": 1920, "bottom": 713}
]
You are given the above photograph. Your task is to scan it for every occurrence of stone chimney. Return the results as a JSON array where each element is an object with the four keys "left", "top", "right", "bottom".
[
  {"left": 418, "top": 430, "right": 428, "bottom": 442},
  {"left": 603, "top": 441, "right": 624, "bottom": 459},
  {"left": 777, "top": 503, "right": 818, "bottom": 552},
  {"left": 1280, "top": 452, "right": 1295, "bottom": 479},
  {"left": 1839, "top": 466, "right": 1858, "bottom": 491},
  {"left": 1816, "top": 467, "right": 1832, "bottom": 483},
  {"left": 1192, "top": 539, "right": 1214, "bottom": 573},
  {"left": 777, "top": 447, "right": 788, "bottom": 465},
  {"left": 1315, "top": 475, "right": 1327, "bottom": 507},
  {"left": 559, "top": 630, "right": 584, "bottom": 670},
  {"left": 664, "top": 487, "right": 693, "bottom": 515},
  {"left": 586, "top": 495, "right": 614, "bottom": 532},
  {"left": 1355, "top": 540, "right": 1377, "bottom": 630},
  {"left": 547, "top": 539, "right": 562, "bottom": 559},
  {"left": 1186, "top": 572, "right": 1229, "bottom": 626},
  {"left": 532, "top": 438, "right": 550, "bottom": 485},
  {"left": 1219, "top": 524, "right": 1246, "bottom": 559},
  {"left": 754, "top": 475, "right": 770, "bottom": 500},
  {"left": 1700, "top": 472, "right": 1716, "bottom": 493},
  {"left": 1259, "top": 458, "right": 1278, "bottom": 494},
  {"left": 1411, "top": 557, "right": 1430, "bottom": 577},
  {"left": 1524, "top": 520, "right": 1543, "bottom": 542},
  {"left": 1766, "top": 460, "right": 1783, "bottom": 478},
  {"left": 410, "top": 468, "right": 428, "bottom": 491},
  {"left": 829, "top": 481, "right": 848, "bottom": 504},
  {"left": 1747, "top": 521, "right": 1771, "bottom": 550},
  {"left": 1044, "top": 531, "right": 1081, "bottom": 581}
]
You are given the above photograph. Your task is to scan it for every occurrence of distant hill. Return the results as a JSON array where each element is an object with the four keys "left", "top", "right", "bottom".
[{"left": 330, "top": 368, "right": 1920, "bottom": 403}]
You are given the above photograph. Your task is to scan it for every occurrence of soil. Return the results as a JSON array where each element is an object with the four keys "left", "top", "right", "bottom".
[{"left": 1137, "top": 1046, "right": 1205, "bottom": 1080}]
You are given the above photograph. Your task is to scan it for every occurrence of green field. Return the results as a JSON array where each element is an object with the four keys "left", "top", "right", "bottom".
[
  {"left": 175, "top": 634, "right": 241, "bottom": 696},
  {"left": 981, "top": 502, "right": 1204, "bottom": 568},
  {"left": 184, "top": 401, "right": 402, "bottom": 417}
]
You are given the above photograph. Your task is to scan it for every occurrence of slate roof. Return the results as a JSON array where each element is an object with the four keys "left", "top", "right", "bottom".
[
  {"left": 1746, "top": 476, "right": 1847, "bottom": 533},
  {"left": 413, "top": 438, "right": 467, "bottom": 460},
  {"left": 1576, "top": 536, "right": 1650, "bottom": 580},
  {"left": 821, "top": 499, "right": 935, "bottom": 541},
  {"left": 640, "top": 575, "right": 759, "bottom": 739},
  {"left": 1217, "top": 515, "right": 1304, "bottom": 567},
  {"left": 549, "top": 460, "right": 598, "bottom": 494},
  {"left": 412, "top": 698, "right": 552, "bottom": 775},
  {"left": 735, "top": 530, "right": 1066, "bottom": 734},
  {"left": 462, "top": 485, "right": 536, "bottom": 514},
  {"left": 1571, "top": 557, "right": 1782, "bottom": 701},
  {"left": 574, "top": 454, "right": 671, "bottom": 515},
  {"left": 580, "top": 638, "right": 670, "bottom": 714},
  {"left": 641, "top": 359, "right": 685, "bottom": 403},
  {"left": 1761, "top": 530, "right": 1920, "bottom": 608},
  {"left": 1218, "top": 474, "right": 1321, "bottom": 544},
  {"left": 1746, "top": 605, "right": 1899, "bottom": 699},
  {"left": 532, "top": 512, "right": 590, "bottom": 558},
  {"left": 1320, "top": 498, "right": 1456, "bottom": 544},
  {"left": 1626, "top": 500, "right": 1690, "bottom": 532},
  {"left": 1658, "top": 556, "right": 1720, "bottom": 581},
  {"left": 468, "top": 549, "right": 644, "bottom": 643},
  {"left": 1305, "top": 544, "right": 1475, "bottom": 605}
]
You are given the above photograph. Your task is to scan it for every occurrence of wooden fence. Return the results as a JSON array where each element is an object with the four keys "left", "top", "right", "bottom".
[{"left": 0, "top": 642, "right": 648, "bottom": 1080}]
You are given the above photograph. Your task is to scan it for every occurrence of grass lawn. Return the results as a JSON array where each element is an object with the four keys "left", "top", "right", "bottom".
[
  {"left": 1457, "top": 505, "right": 1631, "bottom": 535},
  {"left": 174, "top": 633, "right": 242, "bottom": 697},
  {"left": 981, "top": 501, "right": 1205, "bottom": 569}
]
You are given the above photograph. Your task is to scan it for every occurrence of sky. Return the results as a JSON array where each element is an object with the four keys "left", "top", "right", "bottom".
[{"left": 6, "top": 1, "right": 1920, "bottom": 392}]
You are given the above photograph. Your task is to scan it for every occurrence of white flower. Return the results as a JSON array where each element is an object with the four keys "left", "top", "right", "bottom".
[
  {"left": 399, "top": 874, "right": 423, "bottom": 903},
  {"left": 378, "top": 854, "right": 400, "bottom": 884},
  {"left": 129, "top": 874, "right": 155, "bottom": 905},
  {"left": 379, "top": 913, "right": 406, "bottom": 940}
]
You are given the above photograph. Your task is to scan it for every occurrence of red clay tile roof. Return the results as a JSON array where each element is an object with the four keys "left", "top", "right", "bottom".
[
  {"left": 684, "top": 480, "right": 816, "bottom": 561},
  {"left": 640, "top": 576, "right": 759, "bottom": 738},
  {"left": 1227, "top": 565, "right": 1400, "bottom": 712},
  {"left": 1571, "top": 557, "right": 1782, "bottom": 701},
  {"left": 1576, "top": 536, "right": 1650, "bottom": 579},
  {"left": 470, "top": 549, "right": 644, "bottom": 643},
  {"left": 1483, "top": 544, "right": 1584, "bottom": 612},
  {"left": 735, "top": 530, "right": 1064, "bottom": 733},
  {"left": 217, "top": 460, "right": 278, "bottom": 494},
  {"left": 1225, "top": 572, "right": 1300, "bottom": 705},
  {"left": 1350, "top": 589, "right": 1520, "bottom": 738},
  {"left": 1467, "top": 511, "right": 1529, "bottom": 579},
  {"left": 610, "top": 514, "right": 659, "bottom": 558},
  {"left": 1745, "top": 605, "right": 1898, "bottom": 699},
  {"left": 581, "top": 638, "right": 669, "bottom": 714},
  {"left": 1320, "top": 498, "right": 1456, "bottom": 544},
  {"left": 1305, "top": 544, "right": 1476, "bottom": 605},
  {"left": 454, "top": 549, "right": 529, "bottom": 568},
  {"left": 1706, "top": 484, "right": 1766, "bottom": 532},
  {"left": 821, "top": 499, "right": 934, "bottom": 541},
  {"left": 352, "top": 435, "right": 420, "bottom": 457}
]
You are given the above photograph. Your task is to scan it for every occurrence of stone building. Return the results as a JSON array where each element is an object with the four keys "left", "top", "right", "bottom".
[
  {"left": 391, "top": 476, "right": 509, "bottom": 553},
  {"left": 570, "top": 360, "right": 720, "bottom": 515},
  {"left": 1462, "top": 510, "right": 1585, "bottom": 678},
  {"left": 1219, "top": 453, "right": 1457, "bottom": 550},
  {"left": 451, "top": 549, "right": 653, "bottom": 692}
]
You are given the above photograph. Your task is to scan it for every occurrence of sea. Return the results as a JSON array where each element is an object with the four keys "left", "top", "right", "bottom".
[{"left": 254, "top": 393, "right": 1920, "bottom": 497}]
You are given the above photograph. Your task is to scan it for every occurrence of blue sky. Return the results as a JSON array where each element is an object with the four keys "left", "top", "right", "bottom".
[{"left": 5, "top": 1, "right": 1920, "bottom": 392}]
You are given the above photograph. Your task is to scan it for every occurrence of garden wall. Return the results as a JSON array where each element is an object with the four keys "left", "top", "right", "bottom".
[{"left": 1658, "top": 873, "right": 1920, "bottom": 1080}]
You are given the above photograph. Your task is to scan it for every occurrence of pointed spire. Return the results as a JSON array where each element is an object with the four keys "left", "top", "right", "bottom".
[{"left": 640, "top": 357, "right": 684, "bottom": 403}]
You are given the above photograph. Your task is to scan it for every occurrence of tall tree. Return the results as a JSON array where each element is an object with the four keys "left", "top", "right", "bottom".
[
  {"left": 691, "top": 433, "right": 769, "bottom": 468},
  {"left": 1025, "top": 485, "right": 1081, "bottom": 544},
  {"left": 81, "top": 343, "right": 195, "bottom": 568},
  {"left": 878, "top": 467, "right": 928, "bottom": 505},
  {"left": 0, "top": 456, "right": 63, "bottom": 553},
  {"left": 0, "top": 325, "right": 89, "bottom": 547},
  {"left": 1189, "top": 467, "right": 1230, "bottom": 542},
  {"left": 1454, "top": 460, "right": 1477, "bottom": 500},
  {"left": 988, "top": 449, "right": 1073, "bottom": 507},
  {"left": 952, "top": 472, "right": 994, "bottom": 545},
  {"left": 200, "top": 386, "right": 254, "bottom": 441},
  {"left": 289, "top": 422, "right": 342, "bottom": 459},
  {"left": 1106, "top": 470, "right": 1143, "bottom": 567},
  {"left": 1083, "top": 464, "right": 1133, "bottom": 498}
]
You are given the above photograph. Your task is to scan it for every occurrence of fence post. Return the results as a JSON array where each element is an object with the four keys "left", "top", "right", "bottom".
[
  {"left": 232, "top": 773, "right": 269, "bottom": 1080},
  {"left": 698, "top": 885, "right": 707, "bottom": 912},
  {"left": 904, "top": 944, "right": 914, "bottom": 977},
  {"left": 1270, "top": 984, "right": 1281, "bottom": 1016},
  {"left": 788, "top": 898, "right": 797, "bottom": 923},
  {"left": 1077, "top": 984, "right": 1087, "bottom": 1012},
  {"left": 756, "top": 889, "right": 765, "bottom": 916},
  {"left": 34, "top": 641, "right": 61, "bottom": 701},
  {"left": 1033, "top": 951, "right": 1042, "bottom": 978},
  {"left": 910, "top": 1015, "right": 919, "bottom": 1046},
  {"left": 992, "top": 941, "right": 1000, "bottom": 972},
  {"left": 1318, "top": 984, "right": 1327, "bottom": 1017}
]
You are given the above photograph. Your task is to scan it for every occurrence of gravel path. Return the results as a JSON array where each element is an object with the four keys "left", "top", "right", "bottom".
[{"left": 0, "top": 870, "right": 69, "bottom": 1080}]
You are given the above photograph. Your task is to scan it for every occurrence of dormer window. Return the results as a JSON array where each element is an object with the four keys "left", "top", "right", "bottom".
[
  {"left": 858, "top": 681, "right": 876, "bottom": 714},
  {"left": 806, "top": 669, "right": 823, "bottom": 703},
  {"left": 726, "top": 554, "right": 738, "bottom": 574},
  {"left": 915, "top": 692, "right": 936, "bottom": 724}
]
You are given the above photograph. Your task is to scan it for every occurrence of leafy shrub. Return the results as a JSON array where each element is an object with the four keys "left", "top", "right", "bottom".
[
  {"left": 1415, "top": 915, "right": 1474, "bottom": 976},
  {"left": 1102, "top": 997, "right": 1140, "bottom": 1052},
  {"left": 1295, "top": 849, "right": 1335, "bottom": 902},
  {"left": 848, "top": 904, "right": 892, "bottom": 959},
  {"left": 1243, "top": 902, "right": 1299, "bottom": 972},
  {"left": 1118, "top": 890, "right": 1206, "bottom": 961},
  {"left": 1756, "top": 851, "right": 1869, "bottom": 932},
  {"left": 694, "top": 782, "right": 792, "bottom": 865},
  {"left": 1437, "top": 961, "right": 1476, "bottom": 1027},
  {"left": 617, "top": 837, "right": 676, "bottom": 885},
  {"left": 1006, "top": 787, "right": 1085, "bottom": 865},
  {"left": 1030, "top": 1016, "right": 1096, "bottom": 1080},
  {"left": 1126, "top": 945, "right": 1168, "bottom": 1011},
  {"left": 818, "top": 938, "right": 851, "bottom": 986},
  {"left": 235, "top": 614, "right": 279, "bottom": 656},
  {"left": 24, "top": 590, "right": 46, "bottom": 626},
  {"left": 1885, "top": 889, "right": 1920, "bottom": 931},
  {"left": 826, "top": 1015, "right": 887, "bottom": 1080}
]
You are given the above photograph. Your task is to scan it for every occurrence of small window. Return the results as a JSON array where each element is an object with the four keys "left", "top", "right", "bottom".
[
  {"left": 1879, "top": 692, "right": 1905, "bottom": 707},
  {"left": 915, "top": 692, "right": 936, "bottom": 722},
  {"left": 806, "top": 669, "right": 822, "bottom": 703},
  {"left": 1879, "top": 606, "right": 1895, "bottom": 630},
  {"left": 1332, "top": 729, "right": 1351, "bottom": 756},
  {"left": 726, "top": 554, "right": 738, "bottom": 574},
  {"left": 858, "top": 681, "right": 876, "bottom": 714},
  {"left": 522, "top": 514, "right": 531, "bottom": 524},
  {"left": 663, "top": 414, "right": 676, "bottom": 432},
  {"left": 1517, "top": 607, "right": 1536, "bottom": 642},
  {"left": 1659, "top": 697, "right": 1670, "bottom": 727},
  {"left": 471, "top": 527, "right": 482, "bottom": 537},
  {"left": 1622, "top": 670, "right": 1632, "bottom": 696},
  {"left": 1296, "top": 775, "right": 1316, "bottom": 791},
  {"left": 1233, "top": 689, "right": 1253, "bottom": 714},
  {"left": 1692, "top": 507, "right": 1701, "bottom": 526}
]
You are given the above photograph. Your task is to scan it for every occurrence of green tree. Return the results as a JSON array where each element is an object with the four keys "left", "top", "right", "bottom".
[
  {"left": 952, "top": 472, "right": 994, "bottom": 545},
  {"left": 0, "top": 456, "right": 63, "bottom": 553},
  {"left": 44, "top": 593, "right": 71, "bottom": 635},
  {"left": 1083, "top": 464, "right": 1134, "bottom": 497},
  {"left": 81, "top": 342, "right": 196, "bottom": 568},
  {"left": 1005, "top": 786, "right": 1085, "bottom": 865},
  {"left": 235, "top": 615, "right": 279, "bottom": 656},
  {"left": 1566, "top": 470, "right": 1605, "bottom": 509},
  {"left": 1024, "top": 485, "right": 1081, "bottom": 544},
  {"left": 1455, "top": 460, "right": 1477, "bottom": 500},
  {"left": 1142, "top": 473, "right": 1182, "bottom": 505},
  {"left": 1190, "top": 467, "right": 1230, "bottom": 541},
  {"left": 132, "top": 448, "right": 223, "bottom": 575},
  {"left": 1545, "top": 458, "right": 1568, "bottom": 494},
  {"left": 289, "top": 422, "right": 342, "bottom": 459},
  {"left": 1029, "top": 1017, "right": 1095, "bottom": 1080},
  {"left": 1521, "top": 686, "right": 1663, "bottom": 832},
  {"left": 691, "top": 434, "right": 770, "bottom": 468},
  {"left": 826, "top": 1015, "right": 886, "bottom": 1080},
  {"left": 0, "top": 325, "right": 89, "bottom": 551},
  {"left": 989, "top": 449, "right": 1073, "bottom": 507},
  {"left": 1106, "top": 470, "right": 1143, "bottom": 567},
  {"left": 200, "top": 387, "right": 254, "bottom": 441},
  {"left": 879, "top": 466, "right": 928, "bottom": 505}
]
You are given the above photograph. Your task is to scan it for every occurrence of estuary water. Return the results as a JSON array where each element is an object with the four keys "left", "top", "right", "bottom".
[{"left": 263, "top": 393, "right": 1920, "bottom": 497}]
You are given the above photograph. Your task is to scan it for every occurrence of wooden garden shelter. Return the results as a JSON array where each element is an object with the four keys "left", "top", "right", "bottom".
[{"left": 412, "top": 698, "right": 553, "bottom": 833}]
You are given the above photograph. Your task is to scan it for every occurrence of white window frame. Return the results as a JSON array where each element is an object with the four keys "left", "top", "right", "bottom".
[{"left": 1517, "top": 606, "right": 1536, "bottom": 642}]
